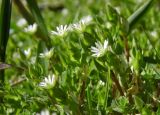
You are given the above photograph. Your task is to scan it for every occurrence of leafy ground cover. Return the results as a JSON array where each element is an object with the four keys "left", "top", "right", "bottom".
[{"left": 0, "top": 0, "right": 160, "bottom": 114}]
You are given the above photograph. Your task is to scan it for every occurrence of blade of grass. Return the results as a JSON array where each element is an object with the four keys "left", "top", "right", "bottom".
[
  {"left": 13, "top": 0, "right": 34, "bottom": 24},
  {"left": 36, "top": 40, "right": 49, "bottom": 75},
  {"left": 104, "top": 67, "right": 111, "bottom": 110},
  {"left": 26, "top": 0, "right": 49, "bottom": 42},
  {"left": 0, "top": 0, "right": 12, "bottom": 83},
  {"left": 13, "top": 0, "right": 51, "bottom": 46},
  {"left": 127, "top": 0, "right": 154, "bottom": 33}
]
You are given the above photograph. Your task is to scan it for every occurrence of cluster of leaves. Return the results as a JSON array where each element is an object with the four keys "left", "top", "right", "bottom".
[{"left": 0, "top": 0, "right": 160, "bottom": 114}]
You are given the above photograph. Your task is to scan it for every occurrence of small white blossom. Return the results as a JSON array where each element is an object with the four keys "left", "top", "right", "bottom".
[
  {"left": 36, "top": 109, "right": 49, "bottom": 115},
  {"left": 39, "top": 74, "right": 56, "bottom": 88},
  {"left": 150, "top": 31, "right": 158, "bottom": 38},
  {"left": 39, "top": 48, "right": 54, "bottom": 59},
  {"left": 30, "top": 57, "right": 36, "bottom": 64},
  {"left": 72, "top": 22, "right": 84, "bottom": 31},
  {"left": 62, "top": 8, "right": 68, "bottom": 16},
  {"left": 71, "top": 16, "right": 92, "bottom": 32},
  {"left": 17, "top": 18, "right": 27, "bottom": 27},
  {"left": 91, "top": 40, "right": 108, "bottom": 57},
  {"left": 80, "top": 15, "right": 92, "bottom": 25},
  {"left": 51, "top": 25, "right": 69, "bottom": 36},
  {"left": 106, "top": 22, "right": 112, "bottom": 29},
  {"left": 99, "top": 80, "right": 105, "bottom": 86},
  {"left": 24, "top": 48, "right": 31, "bottom": 57},
  {"left": 36, "top": 109, "right": 57, "bottom": 115},
  {"left": 24, "top": 23, "right": 37, "bottom": 33}
]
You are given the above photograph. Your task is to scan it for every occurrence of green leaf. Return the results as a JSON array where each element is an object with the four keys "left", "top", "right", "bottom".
[
  {"left": 94, "top": 60, "right": 106, "bottom": 71},
  {"left": 112, "top": 96, "right": 129, "bottom": 113},
  {"left": 133, "top": 95, "right": 144, "bottom": 112},
  {"left": 106, "top": 5, "right": 119, "bottom": 22},
  {"left": 142, "top": 106, "right": 152, "bottom": 115},
  {"left": 127, "top": 0, "right": 153, "bottom": 32},
  {"left": 36, "top": 41, "right": 49, "bottom": 75},
  {"left": 26, "top": 0, "right": 49, "bottom": 41},
  {"left": 83, "top": 32, "right": 96, "bottom": 46},
  {"left": 143, "top": 56, "right": 160, "bottom": 64},
  {"left": 156, "top": 106, "right": 160, "bottom": 115},
  {"left": 0, "top": 0, "right": 12, "bottom": 81}
]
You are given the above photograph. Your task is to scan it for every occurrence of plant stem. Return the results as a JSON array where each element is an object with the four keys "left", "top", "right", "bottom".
[
  {"left": 111, "top": 70, "right": 125, "bottom": 96},
  {"left": 78, "top": 65, "right": 88, "bottom": 114},
  {"left": 104, "top": 67, "right": 111, "bottom": 109},
  {"left": 123, "top": 35, "right": 130, "bottom": 63},
  {"left": 78, "top": 80, "right": 86, "bottom": 113}
]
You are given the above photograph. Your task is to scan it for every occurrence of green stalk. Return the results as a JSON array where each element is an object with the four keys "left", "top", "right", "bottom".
[
  {"left": 26, "top": 0, "right": 49, "bottom": 41},
  {"left": 127, "top": 0, "right": 154, "bottom": 33},
  {"left": 13, "top": 0, "right": 51, "bottom": 47},
  {"left": 87, "top": 86, "right": 92, "bottom": 115},
  {"left": 13, "top": 0, "right": 34, "bottom": 24},
  {"left": 0, "top": 0, "right": 12, "bottom": 83},
  {"left": 104, "top": 67, "right": 111, "bottom": 110}
]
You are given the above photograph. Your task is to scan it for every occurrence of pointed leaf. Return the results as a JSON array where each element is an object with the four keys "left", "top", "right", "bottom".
[
  {"left": 26, "top": 0, "right": 49, "bottom": 41},
  {"left": 127, "top": 0, "right": 153, "bottom": 33}
]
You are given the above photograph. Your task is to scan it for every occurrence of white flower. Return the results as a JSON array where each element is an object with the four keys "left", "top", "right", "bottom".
[
  {"left": 51, "top": 25, "right": 69, "bottom": 36},
  {"left": 36, "top": 109, "right": 49, "bottom": 115},
  {"left": 99, "top": 80, "right": 105, "bottom": 86},
  {"left": 62, "top": 8, "right": 68, "bottom": 16},
  {"left": 17, "top": 18, "right": 27, "bottom": 27},
  {"left": 39, "top": 74, "right": 56, "bottom": 88},
  {"left": 24, "top": 48, "right": 31, "bottom": 57},
  {"left": 72, "top": 22, "right": 84, "bottom": 31},
  {"left": 106, "top": 22, "right": 112, "bottom": 29},
  {"left": 39, "top": 48, "right": 54, "bottom": 59},
  {"left": 71, "top": 15, "right": 92, "bottom": 32},
  {"left": 24, "top": 23, "right": 37, "bottom": 33},
  {"left": 36, "top": 109, "right": 57, "bottom": 115},
  {"left": 150, "top": 31, "right": 158, "bottom": 38},
  {"left": 80, "top": 15, "right": 92, "bottom": 25},
  {"left": 30, "top": 57, "right": 36, "bottom": 64},
  {"left": 91, "top": 40, "right": 108, "bottom": 57}
]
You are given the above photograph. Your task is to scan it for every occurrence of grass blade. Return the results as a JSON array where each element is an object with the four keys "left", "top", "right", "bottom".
[
  {"left": 26, "top": 0, "right": 49, "bottom": 41},
  {"left": 127, "top": 0, "right": 153, "bottom": 32},
  {"left": 13, "top": 0, "right": 51, "bottom": 46},
  {"left": 36, "top": 40, "right": 49, "bottom": 75},
  {"left": 104, "top": 67, "right": 111, "bottom": 110},
  {"left": 13, "top": 0, "right": 34, "bottom": 24},
  {"left": 0, "top": 0, "right": 12, "bottom": 82}
]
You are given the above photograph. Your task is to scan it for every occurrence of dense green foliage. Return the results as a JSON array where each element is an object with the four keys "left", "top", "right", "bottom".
[{"left": 0, "top": 0, "right": 160, "bottom": 114}]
